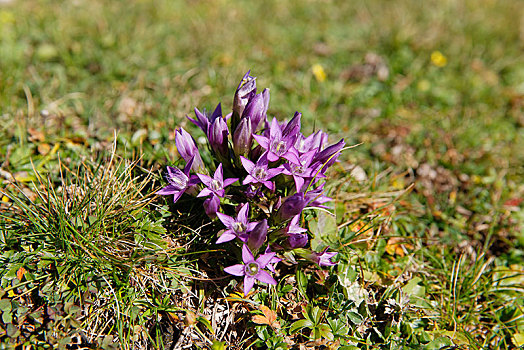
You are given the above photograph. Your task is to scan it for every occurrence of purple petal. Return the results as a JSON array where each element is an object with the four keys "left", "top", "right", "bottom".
[
  {"left": 223, "top": 178, "right": 239, "bottom": 187},
  {"left": 266, "top": 152, "right": 279, "bottom": 162},
  {"left": 243, "top": 275, "right": 255, "bottom": 296},
  {"left": 196, "top": 173, "right": 213, "bottom": 187},
  {"left": 214, "top": 164, "right": 224, "bottom": 182},
  {"left": 255, "top": 270, "right": 277, "bottom": 286},
  {"left": 216, "top": 212, "right": 236, "bottom": 228},
  {"left": 204, "top": 195, "right": 220, "bottom": 217},
  {"left": 269, "top": 117, "right": 282, "bottom": 140},
  {"left": 224, "top": 264, "right": 245, "bottom": 277},
  {"left": 238, "top": 203, "right": 250, "bottom": 223},
  {"left": 240, "top": 156, "right": 255, "bottom": 173},
  {"left": 216, "top": 231, "right": 237, "bottom": 244},
  {"left": 242, "top": 175, "right": 257, "bottom": 186},
  {"left": 172, "top": 191, "right": 185, "bottom": 203},
  {"left": 256, "top": 252, "right": 276, "bottom": 268},
  {"left": 197, "top": 188, "right": 213, "bottom": 198},
  {"left": 252, "top": 134, "right": 269, "bottom": 150},
  {"left": 157, "top": 185, "right": 177, "bottom": 195},
  {"left": 248, "top": 219, "right": 268, "bottom": 251},
  {"left": 262, "top": 180, "right": 275, "bottom": 191},
  {"left": 241, "top": 244, "right": 255, "bottom": 264}
]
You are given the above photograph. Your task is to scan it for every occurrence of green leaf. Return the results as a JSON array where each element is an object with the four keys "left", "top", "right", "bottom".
[
  {"left": 317, "top": 323, "right": 334, "bottom": 341},
  {"left": 2, "top": 311, "right": 12, "bottom": 323},
  {"left": 309, "top": 210, "right": 338, "bottom": 251},
  {"left": 211, "top": 341, "right": 226, "bottom": 350},
  {"left": 290, "top": 319, "right": 314, "bottom": 334},
  {"left": 296, "top": 269, "right": 308, "bottom": 299},
  {"left": 0, "top": 299, "right": 12, "bottom": 312},
  {"left": 425, "top": 336, "right": 453, "bottom": 349},
  {"left": 197, "top": 316, "right": 214, "bottom": 335}
]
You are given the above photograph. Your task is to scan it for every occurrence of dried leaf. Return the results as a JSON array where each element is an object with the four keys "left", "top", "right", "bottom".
[
  {"left": 252, "top": 305, "right": 280, "bottom": 329},
  {"left": 16, "top": 266, "right": 27, "bottom": 280}
]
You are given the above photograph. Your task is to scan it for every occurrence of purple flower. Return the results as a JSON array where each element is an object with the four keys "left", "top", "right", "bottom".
[
  {"left": 282, "top": 150, "right": 321, "bottom": 192},
  {"left": 253, "top": 118, "right": 300, "bottom": 164},
  {"left": 204, "top": 194, "right": 221, "bottom": 218},
  {"left": 197, "top": 164, "right": 238, "bottom": 198},
  {"left": 207, "top": 116, "right": 229, "bottom": 157},
  {"left": 240, "top": 154, "right": 280, "bottom": 191},
  {"left": 284, "top": 216, "right": 308, "bottom": 249},
  {"left": 242, "top": 88, "right": 269, "bottom": 131},
  {"left": 307, "top": 247, "right": 338, "bottom": 266},
  {"left": 294, "top": 130, "right": 328, "bottom": 154},
  {"left": 282, "top": 112, "right": 301, "bottom": 139},
  {"left": 247, "top": 219, "right": 268, "bottom": 251},
  {"left": 232, "top": 71, "right": 257, "bottom": 130},
  {"left": 233, "top": 117, "right": 252, "bottom": 157},
  {"left": 264, "top": 246, "right": 282, "bottom": 273},
  {"left": 175, "top": 128, "right": 204, "bottom": 172},
  {"left": 187, "top": 103, "right": 222, "bottom": 134},
  {"left": 303, "top": 184, "right": 333, "bottom": 209},
  {"left": 276, "top": 192, "right": 310, "bottom": 221},
  {"left": 311, "top": 139, "right": 345, "bottom": 172},
  {"left": 157, "top": 159, "right": 199, "bottom": 203},
  {"left": 216, "top": 203, "right": 257, "bottom": 244},
  {"left": 224, "top": 244, "right": 277, "bottom": 296}
]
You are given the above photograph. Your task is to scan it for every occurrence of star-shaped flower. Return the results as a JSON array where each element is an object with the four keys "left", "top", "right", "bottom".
[
  {"left": 197, "top": 163, "right": 238, "bottom": 198},
  {"left": 216, "top": 203, "right": 257, "bottom": 244},
  {"left": 224, "top": 245, "right": 277, "bottom": 296},
  {"left": 307, "top": 247, "right": 338, "bottom": 266},
  {"left": 253, "top": 118, "right": 300, "bottom": 164},
  {"left": 157, "top": 158, "right": 199, "bottom": 203},
  {"left": 240, "top": 154, "right": 280, "bottom": 191}
]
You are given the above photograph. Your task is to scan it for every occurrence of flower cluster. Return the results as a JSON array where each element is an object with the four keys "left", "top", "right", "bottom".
[{"left": 158, "top": 71, "right": 343, "bottom": 296}]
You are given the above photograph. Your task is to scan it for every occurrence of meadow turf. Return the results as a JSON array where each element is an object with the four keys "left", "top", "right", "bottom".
[{"left": 0, "top": 0, "right": 523, "bottom": 348}]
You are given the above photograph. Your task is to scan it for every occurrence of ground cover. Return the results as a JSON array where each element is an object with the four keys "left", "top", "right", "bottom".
[{"left": 1, "top": 0, "right": 523, "bottom": 348}]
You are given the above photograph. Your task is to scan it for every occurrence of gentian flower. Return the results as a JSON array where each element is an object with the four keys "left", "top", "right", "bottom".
[
  {"left": 224, "top": 244, "right": 277, "bottom": 296},
  {"left": 284, "top": 216, "right": 309, "bottom": 249},
  {"left": 207, "top": 116, "right": 229, "bottom": 157},
  {"left": 276, "top": 192, "right": 310, "bottom": 221},
  {"left": 175, "top": 128, "right": 204, "bottom": 171},
  {"left": 203, "top": 194, "right": 221, "bottom": 218},
  {"left": 294, "top": 130, "right": 328, "bottom": 154},
  {"left": 303, "top": 183, "right": 333, "bottom": 209},
  {"left": 242, "top": 88, "right": 269, "bottom": 131},
  {"left": 187, "top": 103, "right": 222, "bottom": 134},
  {"left": 216, "top": 203, "right": 256, "bottom": 244},
  {"left": 264, "top": 245, "right": 282, "bottom": 273},
  {"left": 253, "top": 117, "right": 300, "bottom": 164},
  {"left": 240, "top": 154, "right": 280, "bottom": 191},
  {"left": 311, "top": 138, "right": 345, "bottom": 172},
  {"left": 233, "top": 117, "right": 252, "bottom": 157},
  {"left": 232, "top": 71, "right": 257, "bottom": 130},
  {"left": 281, "top": 150, "right": 321, "bottom": 192},
  {"left": 197, "top": 164, "right": 238, "bottom": 198},
  {"left": 282, "top": 112, "right": 301, "bottom": 139},
  {"left": 157, "top": 158, "right": 199, "bottom": 203},
  {"left": 247, "top": 219, "right": 268, "bottom": 251},
  {"left": 307, "top": 247, "right": 338, "bottom": 266}
]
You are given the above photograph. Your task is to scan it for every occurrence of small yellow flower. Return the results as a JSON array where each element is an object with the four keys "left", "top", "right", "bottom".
[
  {"left": 431, "top": 51, "right": 447, "bottom": 67},
  {"left": 311, "top": 64, "right": 326, "bottom": 82}
]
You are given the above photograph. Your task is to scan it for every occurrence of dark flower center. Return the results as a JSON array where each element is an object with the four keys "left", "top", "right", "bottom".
[
  {"left": 210, "top": 179, "right": 221, "bottom": 191},
  {"left": 253, "top": 167, "right": 267, "bottom": 180},
  {"left": 233, "top": 221, "right": 246, "bottom": 233},
  {"left": 293, "top": 165, "right": 305, "bottom": 175},
  {"left": 271, "top": 140, "right": 286, "bottom": 155},
  {"left": 245, "top": 262, "right": 259, "bottom": 276}
]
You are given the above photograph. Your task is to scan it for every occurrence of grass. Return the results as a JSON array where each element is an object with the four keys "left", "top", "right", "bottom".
[{"left": 1, "top": 0, "right": 523, "bottom": 348}]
